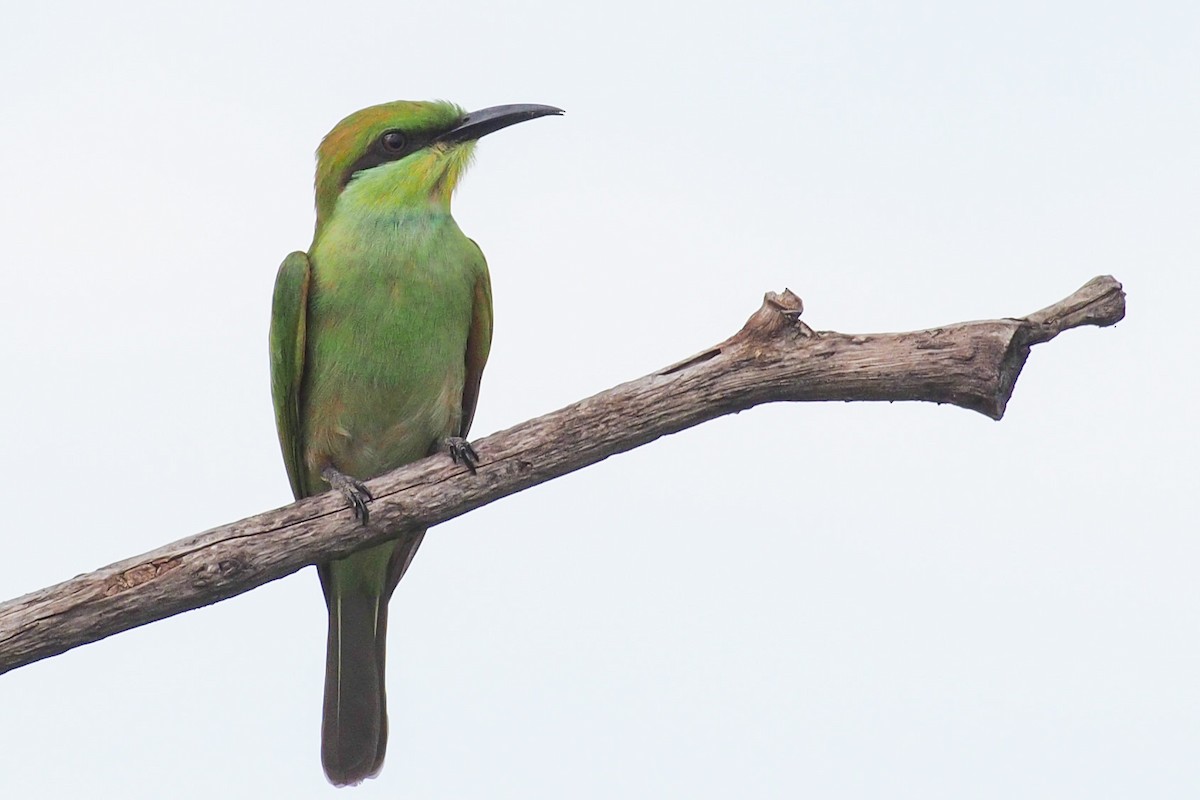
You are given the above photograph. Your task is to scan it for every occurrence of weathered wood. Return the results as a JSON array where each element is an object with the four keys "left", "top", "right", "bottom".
[{"left": 0, "top": 276, "right": 1125, "bottom": 674}]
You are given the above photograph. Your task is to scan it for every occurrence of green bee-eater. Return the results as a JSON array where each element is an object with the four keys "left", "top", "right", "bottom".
[{"left": 269, "top": 100, "right": 561, "bottom": 786}]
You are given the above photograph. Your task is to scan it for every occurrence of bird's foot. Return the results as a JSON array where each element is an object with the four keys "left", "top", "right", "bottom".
[
  {"left": 321, "top": 466, "right": 374, "bottom": 525},
  {"left": 443, "top": 436, "right": 480, "bottom": 474}
]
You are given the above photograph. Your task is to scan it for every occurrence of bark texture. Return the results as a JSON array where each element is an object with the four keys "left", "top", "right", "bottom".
[{"left": 0, "top": 276, "right": 1125, "bottom": 674}]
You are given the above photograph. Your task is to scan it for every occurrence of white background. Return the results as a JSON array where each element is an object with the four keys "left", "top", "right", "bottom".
[{"left": 1, "top": 1, "right": 1196, "bottom": 797}]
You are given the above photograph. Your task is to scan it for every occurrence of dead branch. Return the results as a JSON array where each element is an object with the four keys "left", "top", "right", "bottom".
[{"left": 0, "top": 276, "right": 1125, "bottom": 673}]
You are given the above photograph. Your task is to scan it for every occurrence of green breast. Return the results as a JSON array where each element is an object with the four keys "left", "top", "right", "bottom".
[{"left": 299, "top": 205, "right": 483, "bottom": 490}]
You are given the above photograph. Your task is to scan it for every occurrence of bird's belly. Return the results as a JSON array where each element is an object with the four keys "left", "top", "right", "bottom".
[
  {"left": 319, "top": 369, "right": 464, "bottom": 479},
  {"left": 297, "top": 207, "right": 482, "bottom": 493},
  {"left": 299, "top": 285, "right": 472, "bottom": 487}
]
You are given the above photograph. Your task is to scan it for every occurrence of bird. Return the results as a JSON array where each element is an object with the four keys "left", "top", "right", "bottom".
[{"left": 268, "top": 99, "right": 562, "bottom": 785}]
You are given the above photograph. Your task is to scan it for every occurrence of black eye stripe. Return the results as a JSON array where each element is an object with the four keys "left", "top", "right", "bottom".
[{"left": 338, "top": 129, "right": 438, "bottom": 189}]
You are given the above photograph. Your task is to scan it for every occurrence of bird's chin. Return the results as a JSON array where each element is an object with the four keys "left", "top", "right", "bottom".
[{"left": 429, "top": 141, "right": 477, "bottom": 200}]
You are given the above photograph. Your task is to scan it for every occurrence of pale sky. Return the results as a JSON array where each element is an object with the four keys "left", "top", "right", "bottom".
[{"left": 1, "top": 1, "right": 1196, "bottom": 797}]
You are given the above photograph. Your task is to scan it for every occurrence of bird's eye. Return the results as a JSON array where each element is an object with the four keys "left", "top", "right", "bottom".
[{"left": 380, "top": 130, "right": 407, "bottom": 153}]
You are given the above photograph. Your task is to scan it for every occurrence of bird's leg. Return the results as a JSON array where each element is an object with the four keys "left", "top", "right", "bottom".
[
  {"left": 442, "top": 436, "right": 480, "bottom": 474},
  {"left": 322, "top": 466, "right": 374, "bottom": 525}
]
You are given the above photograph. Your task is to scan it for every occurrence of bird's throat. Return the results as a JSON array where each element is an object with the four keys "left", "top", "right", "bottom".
[{"left": 334, "top": 142, "right": 475, "bottom": 218}]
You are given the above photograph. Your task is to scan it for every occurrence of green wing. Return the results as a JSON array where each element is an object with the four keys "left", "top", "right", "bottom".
[
  {"left": 460, "top": 243, "right": 493, "bottom": 437},
  {"left": 269, "top": 251, "right": 312, "bottom": 500}
]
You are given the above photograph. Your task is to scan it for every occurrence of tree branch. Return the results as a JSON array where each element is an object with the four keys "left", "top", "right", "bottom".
[{"left": 0, "top": 276, "right": 1125, "bottom": 674}]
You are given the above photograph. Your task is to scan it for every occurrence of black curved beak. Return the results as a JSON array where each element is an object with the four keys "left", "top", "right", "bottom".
[{"left": 437, "top": 104, "right": 564, "bottom": 145}]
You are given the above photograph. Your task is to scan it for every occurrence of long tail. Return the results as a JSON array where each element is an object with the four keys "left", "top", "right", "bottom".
[{"left": 319, "top": 530, "right": 425, "bottom": 786}]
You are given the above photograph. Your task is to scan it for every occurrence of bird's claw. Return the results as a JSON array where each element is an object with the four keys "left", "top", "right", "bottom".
[
  {"left": 322, "top": 466, "right": 374, "bottom": 525},
  {"left": 444, "top": 436, "right": 480, "bottom": 474}
]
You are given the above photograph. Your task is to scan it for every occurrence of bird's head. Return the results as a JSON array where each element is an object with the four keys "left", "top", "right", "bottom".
[{"left": 313, "top": 100, "right": 562, "bottom": 229}]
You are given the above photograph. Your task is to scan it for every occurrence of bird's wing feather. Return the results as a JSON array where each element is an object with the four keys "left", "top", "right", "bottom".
[
  {"left": 460, "top": 244, "right": 493, "bottom": 437},
  {"left": 269, "top": 250, "right": 312, "bottom": 499}
]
